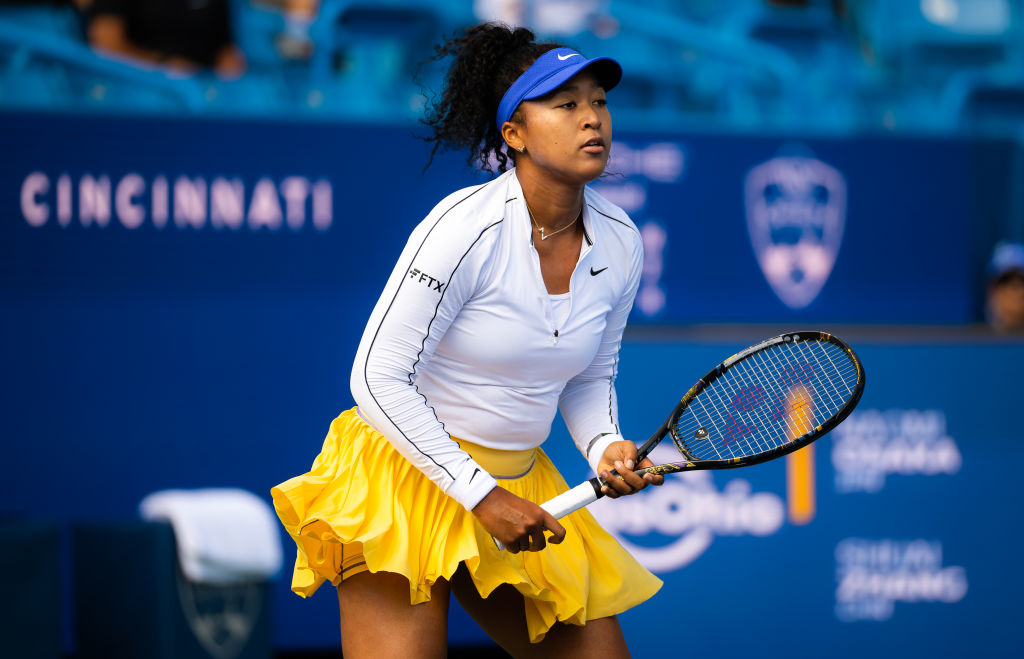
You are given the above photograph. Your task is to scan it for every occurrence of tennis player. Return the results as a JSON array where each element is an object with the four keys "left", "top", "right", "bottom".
[{"left": 272, "top": 23, "right": 663, "bottom": 658}]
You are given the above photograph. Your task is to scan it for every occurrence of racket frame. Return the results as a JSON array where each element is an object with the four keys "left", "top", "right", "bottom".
[
  {"left": 640, "top": 330, "right": 865, "bottom": 472},
  {"left": 559, "top": 331, "right": 865, "bottom": 514}
]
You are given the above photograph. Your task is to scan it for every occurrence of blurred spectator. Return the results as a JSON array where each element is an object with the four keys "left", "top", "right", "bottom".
[
  {"left": 473, "top": 0, "right": 604, "bottom": 36},
  {"left": 268, "top": 0, "right": 319, "bottom": 60},
  {"left": 75, "top": 0, "right": 246, "bottom": 78},
  {"left": 766, "top": 0, "right": 847, "bottom": 11},
  {"left": 985, "top": 241, "right": 1024, "bottom": 334}
]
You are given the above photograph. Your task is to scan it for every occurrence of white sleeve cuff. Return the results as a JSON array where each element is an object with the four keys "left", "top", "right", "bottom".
[
  {"left": 446, "top": 472, "right": 499, "bottom": 511},
  {"left": 586, "top": 433, "right": 624, "bottom": 475}
]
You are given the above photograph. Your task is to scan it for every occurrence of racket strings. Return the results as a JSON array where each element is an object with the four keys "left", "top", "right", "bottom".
[
  {"left": 798, "top": 340, "right": 859, "bottom": 416},
  {"left": 738, "top": 342, "right": 857, "bottom": 451},
  {"left": 672, "top": 339, "right": 859, "bottom": 462},
  {"left": 730, "top": 341, "right": 856, "bottom": 454}
]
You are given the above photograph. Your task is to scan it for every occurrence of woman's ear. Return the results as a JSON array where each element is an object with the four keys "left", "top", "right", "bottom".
[{"left": 501, "top": 121, "right": 525, "bottom": 154}]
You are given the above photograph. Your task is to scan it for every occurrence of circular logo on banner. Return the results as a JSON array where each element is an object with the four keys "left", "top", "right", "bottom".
[{"left": 591, "top": 462, "right": 785, "bottom": 573}]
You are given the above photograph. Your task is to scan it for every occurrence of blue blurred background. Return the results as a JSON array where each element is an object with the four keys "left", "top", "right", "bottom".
[{"left": 1, "top": 1, "right": 1023, "bottom": 657}]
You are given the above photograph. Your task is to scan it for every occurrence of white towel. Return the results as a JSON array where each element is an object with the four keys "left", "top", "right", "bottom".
[{"left": 139, "top": 488, "right": 283, "bottom": 584}]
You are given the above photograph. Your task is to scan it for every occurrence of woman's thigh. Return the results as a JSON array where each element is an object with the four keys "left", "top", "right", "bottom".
[
  {"left": 337, "top": 570, "right": 451, "bottom": 659},
  {"left": 449, "top": 563, "right": 631, "bottom": 659}
]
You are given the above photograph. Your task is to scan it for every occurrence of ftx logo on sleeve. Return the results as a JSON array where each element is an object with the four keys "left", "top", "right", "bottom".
[{"left": 407, "top": 267, "right": 445, "bottom": 292}]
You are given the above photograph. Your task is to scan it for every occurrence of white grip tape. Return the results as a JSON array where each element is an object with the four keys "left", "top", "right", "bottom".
[
  {"left": 493, "top": 481, "right": 599, "bottom": 551},
  {"left": 540, "top": 481, "right": 600, "bottom": 519}
]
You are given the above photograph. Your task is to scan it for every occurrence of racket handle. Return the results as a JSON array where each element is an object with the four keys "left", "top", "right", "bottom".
[
  {"left": 492, "top": 479, "right": 601, "bottom": 551},
  {"left": 541, "top": 479, "right": 602, "bottom": 519}
]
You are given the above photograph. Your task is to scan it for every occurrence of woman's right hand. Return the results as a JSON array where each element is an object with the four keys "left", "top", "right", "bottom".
[{"left": 471, "top": 486, "right": 565, "bottom": 553}]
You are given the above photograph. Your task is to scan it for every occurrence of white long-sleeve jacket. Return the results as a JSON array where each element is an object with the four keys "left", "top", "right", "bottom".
[{"left": 351, "top": 169, "right": 643, "bottom": 510}]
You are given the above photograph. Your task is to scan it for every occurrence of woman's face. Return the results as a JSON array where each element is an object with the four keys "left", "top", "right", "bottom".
[{"left": 512, "top": 69, "right": 612, "bottom": 186}]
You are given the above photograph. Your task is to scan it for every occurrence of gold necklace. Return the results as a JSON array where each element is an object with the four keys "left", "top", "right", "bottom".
[{"left": 525, "top": 199, "right": 580, "bottom": 241}]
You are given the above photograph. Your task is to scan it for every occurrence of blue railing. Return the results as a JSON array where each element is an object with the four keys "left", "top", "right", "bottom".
[{"left": 0, "top": 0, "right": 1022, "bottom": 136}]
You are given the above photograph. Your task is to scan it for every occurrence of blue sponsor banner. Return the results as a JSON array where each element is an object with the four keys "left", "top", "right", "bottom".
[
  {"left": 0, "top": 112, "right": 1010, "bottom": 322},
  {"left": 0, "top": 112, "right": 1019, "bottom": 652},
  {"left": 542, "top": 339, "right": 1023, "bottom": 657},
  {"left": 0, "top": 111, "right": 488, "bottom": 299},
  {"left": 596, "top": 134, "right": 1006, "bottom": 324}
]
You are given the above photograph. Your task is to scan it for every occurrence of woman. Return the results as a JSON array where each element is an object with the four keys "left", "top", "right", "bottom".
[{"left": 272, "top": 23, "right": 663, "bottom": 658}]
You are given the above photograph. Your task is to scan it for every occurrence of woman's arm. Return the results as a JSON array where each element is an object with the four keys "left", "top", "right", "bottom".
[
  {"left": 558, "top": 229, "right": 642, "bottom": 470},
  {"left": 351, "top": 189, "right": 501, "bottom": 512},
  {"left": 559, "top": 226, "right": 661, "bottom": 494}
]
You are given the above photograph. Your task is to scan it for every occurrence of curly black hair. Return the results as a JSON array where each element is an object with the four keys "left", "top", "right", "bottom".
[{"left": 422, "top": 23, "right": 565, "bottom": 173}]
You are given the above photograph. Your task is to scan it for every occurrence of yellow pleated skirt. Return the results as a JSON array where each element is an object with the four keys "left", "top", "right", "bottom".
[{"left": 270, "top": 408, "right": 662, "bottom": 643}]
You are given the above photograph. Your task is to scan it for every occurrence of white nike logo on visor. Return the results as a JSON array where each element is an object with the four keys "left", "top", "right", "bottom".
[{"left": 557, "top": 53, "right": 581, "bottom": 61}]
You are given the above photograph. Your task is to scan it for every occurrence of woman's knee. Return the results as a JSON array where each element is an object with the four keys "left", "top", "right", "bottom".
[
  {"left": 540, "top": 616, "right": 630, "bottom": 658},
  {"left": 337, "top": 570, "right": 450, "bottom": 659},
  {"left": 449, "top": 564, "right": 629, "bottom": 659}
]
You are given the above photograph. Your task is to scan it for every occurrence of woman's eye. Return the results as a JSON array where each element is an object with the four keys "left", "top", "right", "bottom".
[
  {"left": 594, "top": 98, "right": 607, "bottom": 107},
  {"left": 560, "top": 101, "right": 576, "bottom": 109}
]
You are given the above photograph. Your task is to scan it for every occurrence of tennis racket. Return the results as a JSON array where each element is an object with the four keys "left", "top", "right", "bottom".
[{"left": 497, "top": 331, "right": 864, "bottom": 548}]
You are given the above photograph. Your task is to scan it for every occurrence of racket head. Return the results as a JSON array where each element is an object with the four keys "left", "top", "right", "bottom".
[{"left": 666, "top": 331, "right": 865, "bottom": 469}]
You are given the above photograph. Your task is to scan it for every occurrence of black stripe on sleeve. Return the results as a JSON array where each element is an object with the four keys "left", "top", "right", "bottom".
[
  {"left": 608, "top": 351, "right": 620, "bottom": 434},
  {"left": 407, "top": 217, "right": 503, "bottom": 456},
  {"left": 408, "top": 218, "right": 504, "bottom": 382},
  {"left": 362, "top": 183, "right": 503, "bottom": 480}
]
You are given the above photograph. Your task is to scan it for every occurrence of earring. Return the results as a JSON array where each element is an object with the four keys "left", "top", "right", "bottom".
[{"left": 518, "top": 145, "right": 526, "bottom": 153}]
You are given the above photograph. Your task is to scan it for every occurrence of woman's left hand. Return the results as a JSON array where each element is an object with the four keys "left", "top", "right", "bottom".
[{"left": 596, "top": 441, "right": 665, "bottom": 499}]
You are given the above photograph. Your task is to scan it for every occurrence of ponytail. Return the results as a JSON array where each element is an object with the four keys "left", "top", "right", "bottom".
[{"left": 422, "top": 23, "right": 562, "bottom": 172}]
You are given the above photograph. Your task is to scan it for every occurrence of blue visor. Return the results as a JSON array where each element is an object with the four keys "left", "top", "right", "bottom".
[
  {"left": 495, "top": 47, "right": 622, "bottom": 131},
  {"left": 989, "top": 241, "right": 1024, "bottom": 277}
]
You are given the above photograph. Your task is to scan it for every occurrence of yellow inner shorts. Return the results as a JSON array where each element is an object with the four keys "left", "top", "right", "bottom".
[{"left": 338, "top": 540, "right": 369, "bottom": 581}]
